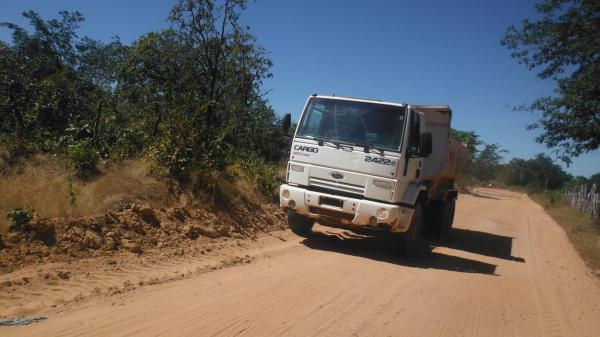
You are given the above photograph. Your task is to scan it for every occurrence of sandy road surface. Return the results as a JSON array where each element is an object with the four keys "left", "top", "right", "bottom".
[{"left": 3, "top": 188, "right": 600, "bottom": 337}]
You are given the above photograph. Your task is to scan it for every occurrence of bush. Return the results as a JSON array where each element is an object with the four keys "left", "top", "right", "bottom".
[
  {"left": 542, "top": 190, "right": 563, "bottom": 205},
  {"left": 237, "top": 157, "right": 281, "bottom": 195},
  {"left": 7, "top": 207, "right": 34, "bottom": 231},
  {"left": 66, "top": 140, "right": 100, "bottom": 175},
  {"left": 5, "top": 139, "right": 29, "bottom": 158},
  {"left": 149, "top": 135, "right": 194, "bottom": 181}
]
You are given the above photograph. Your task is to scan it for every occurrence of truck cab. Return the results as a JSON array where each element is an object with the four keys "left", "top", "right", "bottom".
[{"left": 280, "top": 95, "right": 467, "bottom": 254}]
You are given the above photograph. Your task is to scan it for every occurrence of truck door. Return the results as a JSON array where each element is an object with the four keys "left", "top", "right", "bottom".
[{"left": 403, "top": 110, "right": 425, "bottom": 182}]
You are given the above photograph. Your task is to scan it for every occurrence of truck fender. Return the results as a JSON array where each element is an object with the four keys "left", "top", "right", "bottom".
[{"left": 401, "top": 182, "right": 427, "bottom": 207}]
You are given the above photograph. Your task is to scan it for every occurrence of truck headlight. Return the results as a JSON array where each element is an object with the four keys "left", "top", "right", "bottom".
[
  {"left": 282, "top": 189, "right": 290, "bottom": 198},
  {"left": 372, "top": 180, "right": 391, "bottom": 189},
  {"left": 290, "top": 164, "right": 304, "bottom": 172},
  {"left": 377, "top": 208, "right": 389, "bottom": 219}
]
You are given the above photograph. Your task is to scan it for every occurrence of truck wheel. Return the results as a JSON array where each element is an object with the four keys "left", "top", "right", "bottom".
[
  {"left": 422, "top": 201, "right": 443, "bottom": 238},
  {"left": 288, "top": 210, "right": 314, "bottom": 237},
  {"left": 395, "top": 203, "right": 424, "bottom": 256},
  {"left": 439, "top": 197, "right": 456, "bottom": 241}
]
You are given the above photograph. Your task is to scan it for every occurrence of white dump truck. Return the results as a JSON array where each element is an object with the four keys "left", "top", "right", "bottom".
[{"left": 280, "top": 95, "right": 469, "bottom": 254}]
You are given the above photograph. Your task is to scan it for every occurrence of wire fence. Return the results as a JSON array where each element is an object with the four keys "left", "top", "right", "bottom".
[{"left": 563, "top": 184, "right": 600, "bottom": 217}]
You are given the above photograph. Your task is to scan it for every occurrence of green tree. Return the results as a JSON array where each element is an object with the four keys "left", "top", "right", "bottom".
[
  {"left": 567, "top": 175, "right": 589, "bottom": 187},
  {"left": 1, "top": 5, "right": 287, "bottom": 185},
  {"left": 469, "top": 143, "right": 507, "bottom": 181},
  {"left": 501, "top": 0, "right": 600, "bottom": 163},
  {"left": 77, "top": 37, "right": 128, "bottom": 156},
  {"left": 142, "top": 0, "right": 276, "bottom": 179},
  {"left": 501, "top": 153, "right": 571, "bottom": 190},
  {"left": 451, "top": 129, "right": 481, "bottom": 160},
  {"left": 118, "top": 29, "right": 182, "bottom": 155},
  {"left": 588, "top": 172, "right": 600, "bottom": 188},
  {"left": 0, "top": 10, "right": 125, "bottom": 166},
  {"left": 1, "top": 11, "right": 90, "bottom": 155}
]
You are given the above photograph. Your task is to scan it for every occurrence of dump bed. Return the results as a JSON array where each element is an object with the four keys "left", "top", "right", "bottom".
[{"left": 416, "top": 105, "right": 469, "bottom": 182}]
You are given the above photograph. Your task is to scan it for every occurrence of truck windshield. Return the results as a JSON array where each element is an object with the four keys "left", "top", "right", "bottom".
[{"left": 296, "top": 98, "right": 406, "bottom": 152}]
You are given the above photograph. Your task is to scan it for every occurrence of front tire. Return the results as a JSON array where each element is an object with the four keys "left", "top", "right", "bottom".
[
  {"left": 395, "top": 203, "right": 424, "bottom": 256},
  {"left": 287, "top": 210, "right": 314, "bottom": 237}
]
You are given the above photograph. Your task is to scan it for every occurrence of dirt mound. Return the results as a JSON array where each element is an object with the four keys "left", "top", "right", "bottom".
[
  {"left": 0, "top": 202, "right": 285, "bottom": 273},
  {"left": 0, "top": 157, "right": 174, "bottom": 232}
]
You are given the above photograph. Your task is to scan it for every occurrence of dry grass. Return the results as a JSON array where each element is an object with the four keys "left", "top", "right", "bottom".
[
  {"left": 0, "top": 152, "right": 280, "bottom": 232},
  {"left": 1, "top": 156, "right": 174, "bottom": 232},
  {"left": 530, "top": 192, "right": 600, "bottom": 276}
]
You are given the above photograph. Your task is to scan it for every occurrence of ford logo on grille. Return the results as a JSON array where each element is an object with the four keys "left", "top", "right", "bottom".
[{"left": 330, "top": 172, "right": 344, "bottom": 180}]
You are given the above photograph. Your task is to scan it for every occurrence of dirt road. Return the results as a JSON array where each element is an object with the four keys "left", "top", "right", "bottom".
[{"left": 3, "top": 188, "right": 600, "bottom": 336}]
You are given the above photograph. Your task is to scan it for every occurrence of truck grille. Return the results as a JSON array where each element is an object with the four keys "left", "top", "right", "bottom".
[{"left": 309, "top": 177, "right": 365, "bottom": 196}]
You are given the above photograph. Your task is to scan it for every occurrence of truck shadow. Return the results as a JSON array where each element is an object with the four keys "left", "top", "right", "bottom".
[
  {"left": 467, "top": 191, "right": 501, "bottom": 200},
  {"left": 301, "top": 230, "right": 499, "bottom": 276},
  {"left": 467, "top": 189, "right": 521, "bottom": 200},
  {"left": 444, "top": 228, "right": 525, "bottom": 263}
]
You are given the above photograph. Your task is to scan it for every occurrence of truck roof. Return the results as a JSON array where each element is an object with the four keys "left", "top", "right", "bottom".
[
  {"left": 415, "top": 105, "right": 452, "bottom": 115},
  {"left": 312, "top": 95, "right": 407, "bottom": 108},
  {"left": 311, "top": 96, "right": 452, "bottom": 115}
]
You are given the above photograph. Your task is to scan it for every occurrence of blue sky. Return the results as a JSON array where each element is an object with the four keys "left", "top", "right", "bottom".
[{"left": 1, "top": 0, "right": 598, "bottom": 177}]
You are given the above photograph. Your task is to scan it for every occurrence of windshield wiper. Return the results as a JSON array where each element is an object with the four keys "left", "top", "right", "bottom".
[
  {"left": 302, "top": 136, "right": 351, "bottom": 150},
  {"left": 300, "top": 136, "right": 382, "bottom": 153},
  {"left": 348, "top": 140, "right": 385, "bottom": 155}
]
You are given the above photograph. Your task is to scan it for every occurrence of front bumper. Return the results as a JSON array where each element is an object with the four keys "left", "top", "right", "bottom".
[{"left": 279, "top": 184, "right": 415, "bottom": 233}]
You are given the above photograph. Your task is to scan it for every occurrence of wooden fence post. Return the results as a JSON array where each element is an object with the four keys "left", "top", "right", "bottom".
[{"left": 563, "top": 183, "right": 599, "bottom": 217}]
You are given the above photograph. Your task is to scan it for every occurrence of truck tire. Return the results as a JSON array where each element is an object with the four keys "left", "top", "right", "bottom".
[
  {"left": 439, "top": 197, "right": 456, "bottom": 241},
  {"left": 422, "top": 201, "right": 444, "bottom": 238},
  {"left": 288, "top": 210, "right": 314, "bottom": 237},
  {"left": 395, "top": 203, "right": 424, "bottom": 256}
]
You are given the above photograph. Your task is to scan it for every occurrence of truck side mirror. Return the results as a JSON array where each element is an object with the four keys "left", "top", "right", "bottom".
[
  {"left": 282, "top": 113, "right": 291, "bottom": 133},
  {"left": 419, "top": 132, "right": 432, "bottom": 156}
]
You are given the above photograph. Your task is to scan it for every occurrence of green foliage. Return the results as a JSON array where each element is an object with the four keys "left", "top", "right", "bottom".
[
  {"left": 542, "top": 190, "right": 563, "bottom": 205},
  {"left": 468, "top": 143, "right": 507, "bottom": 181},
  {"left": 0, "top": 3, "right": 287, "bottom": 194},
  {"left": 566, "top": 175, "right": 589, "bottom": 188},
  {"left": 0, "top": 10, "right": 128, "bottom": 163},
  {"left": 501, "top": 0, "right": 600, "bottom": 163},
  {"left": 459, "top": 136, "right": 578, "bottom": 191},
  {"left": 6, "top": 207, "right": 34, "bottom": 231},
  {"left": 148, "top": 128, "right": 195, "bottom": 181},
  {"left": 66, "top": 177, "right": 77, "bottom": 214},
  {"left": 589, "top": 173, "right": 600, "bottom": 188},
  {"left": 451, "top": 129, "right": 481, "bottom": 160},
  {"left": 498, "top": 153, "right": 571, "bottom": 190},
  {"left": 237, "top": 157, "right": 281, "bottom": 194},
  {"left": 66, "top": 140, "right": 99, "bottom": 174}
]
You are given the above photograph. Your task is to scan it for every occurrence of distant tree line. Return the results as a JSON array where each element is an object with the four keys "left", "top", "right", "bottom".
[
  {"left": 0, "top": 0, "right": 289, "bottom": 187},
  {"left": 453, "top": 129, "right": 599, "bottom": 191}
]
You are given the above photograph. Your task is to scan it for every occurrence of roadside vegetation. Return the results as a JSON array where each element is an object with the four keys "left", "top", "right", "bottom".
[
  {"left": 0, "top": 0, "right": 289, "bottom": 180},
  {"left": 0, "top": 1, "right": 292, "bottom": 230},
  {"left": 529, "top": 190, "right": 600, "bottom": 276}
]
